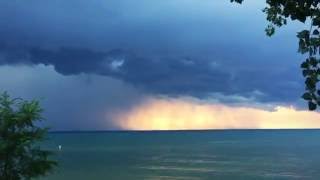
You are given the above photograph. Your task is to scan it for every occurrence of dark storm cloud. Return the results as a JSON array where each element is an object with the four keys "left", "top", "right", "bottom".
[
  {"left": 0, "top": 44, "right": 232, "bottom": 96},
  {"left": 0, "top": 0, "right": 306, "bottom": 106},
  {"left": 0, "top": 43, "right": 303, "bottom": 105},
  {"left": 0, "top": 64, "right": 146, "bottom": 130}
]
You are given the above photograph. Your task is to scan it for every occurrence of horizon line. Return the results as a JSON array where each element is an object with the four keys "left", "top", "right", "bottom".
[{"left": 49, "top": 128, "right": 320, "bottom": 133}]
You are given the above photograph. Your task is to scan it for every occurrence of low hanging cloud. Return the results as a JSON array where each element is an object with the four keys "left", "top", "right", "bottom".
[
  {"left": 0, "top": 0, "right": 306, "bottom": 108},
  {"left": 0, "top": 44, "right": 304, "bottom": 106},
  {"left": 0, "top": 64, "right": 145, "bottom": 131},
  {"left": 113, "top": 97, "right": 320, "bottom": 130}
]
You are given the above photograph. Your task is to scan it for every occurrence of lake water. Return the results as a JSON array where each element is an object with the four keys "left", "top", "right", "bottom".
[{"left": 43, "top": 130, "right": 320, "bottom": 180}]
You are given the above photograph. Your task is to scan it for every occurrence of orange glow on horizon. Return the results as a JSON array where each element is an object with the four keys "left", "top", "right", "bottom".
[{"left": 113, "top": 98, "right": 320, "bottom": 130}]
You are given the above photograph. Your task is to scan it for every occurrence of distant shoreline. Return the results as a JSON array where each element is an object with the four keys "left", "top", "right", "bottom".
[{"left": 49, "top": 128, "right": 320, "bottom": 134}]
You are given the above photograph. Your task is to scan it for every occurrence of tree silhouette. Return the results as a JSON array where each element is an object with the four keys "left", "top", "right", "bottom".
[
  {"left": 231, "top": 0, "right": 320, "bottom": 110},
  {"left": 0, "top": 92, "right": 57, "bottom": 179}
]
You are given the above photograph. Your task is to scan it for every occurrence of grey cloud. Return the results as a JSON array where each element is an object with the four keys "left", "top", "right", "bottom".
[
  {"left": 0, "top": 45, "right": 232, "bottom": 96},
  {"left": 0, "top": 43, "right": 304, "bottom": 105},
  {"left": 0, "top": 0, "right": 307, "bottom": 107},
  {"left": 0, "top": 65, "right": 144, "bottom": 130}
]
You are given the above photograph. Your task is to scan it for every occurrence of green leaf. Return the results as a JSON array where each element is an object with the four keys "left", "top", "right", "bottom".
[
  {"left": 308, "top": 101, "right": 317, "bottom": 110},
  {"left": 301, "top": 61, "right": 309, "bottom": 68},
  {"left": 310, "top": 57, "right": 318, "bottom": 66},
  {"left": 302, "top": 92, "right": 312, "bottom": 100},
  {"left": 265, "top": 24, "right": 275, "bottom": 36},
  {"left": 230, "top": 0, "right": 243, "bottom": 3},
  {"left": 297, "top": 30, "right": 309, "bottom": 39},
  {"left": 302, "top": 69, "right": 309, "bottom": 77},
  {"left": 313, "top": 17, "right": 320, "bottom": 26},
  {"left": 305, "top": 77, "right": 316, "bottom": 90}
]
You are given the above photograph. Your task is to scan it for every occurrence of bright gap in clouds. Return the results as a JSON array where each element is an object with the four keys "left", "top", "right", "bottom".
[{"left": 114, "top": 98, "right": 320, "bottom": 130}]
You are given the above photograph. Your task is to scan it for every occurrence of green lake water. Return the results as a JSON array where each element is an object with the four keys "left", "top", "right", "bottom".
[{"left": 42, "top": 130, "right": 320, "bottom": 180}]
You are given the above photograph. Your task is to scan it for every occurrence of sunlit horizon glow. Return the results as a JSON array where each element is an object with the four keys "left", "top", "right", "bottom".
[{"left": 114, "top": 98, "right": 320, "bottom": 130}]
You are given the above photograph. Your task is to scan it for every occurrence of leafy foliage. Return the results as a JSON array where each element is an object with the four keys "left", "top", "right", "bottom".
[
  {"left": 0, "top": 92, "right": 57, "bottom": 180},
  {"left": 231, "top": 0, "right": 320, "bottom": 110}
]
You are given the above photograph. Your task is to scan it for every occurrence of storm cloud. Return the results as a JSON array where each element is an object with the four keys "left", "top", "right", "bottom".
[
  {"left": 0, "top": 0, "right": 311, "bottom": 130},
  {"left": 0, "top": 42, "right": 303, "bottom": 105}
]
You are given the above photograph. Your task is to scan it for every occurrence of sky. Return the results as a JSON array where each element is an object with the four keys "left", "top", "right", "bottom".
[{"left": 0, "top": 0, "right": 319, "bottom": 131}]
